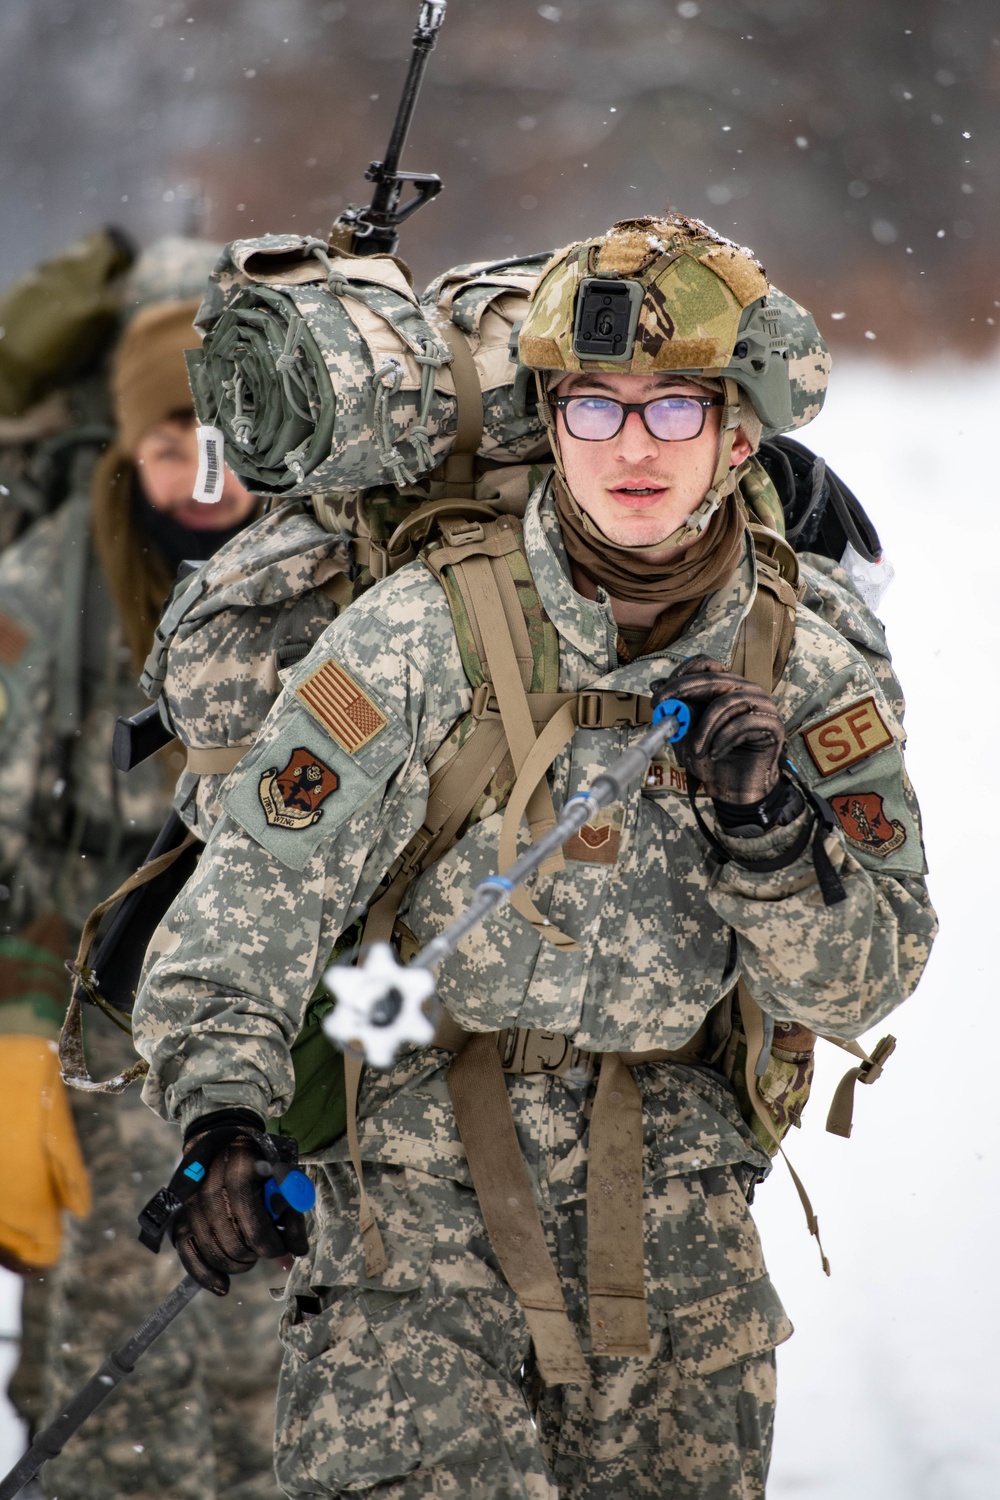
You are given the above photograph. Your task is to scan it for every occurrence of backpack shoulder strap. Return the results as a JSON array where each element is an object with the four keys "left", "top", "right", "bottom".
[
  {"left": 424, "top": 511, "right": 580, "bottom": 947},
  {"left": 732, "top": 524, "right": 800, "bottom": 694}
]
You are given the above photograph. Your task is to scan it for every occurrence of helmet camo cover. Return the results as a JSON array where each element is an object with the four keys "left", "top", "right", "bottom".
[{"left": 517, "top": 215, "right": 830, "bottom": 438}]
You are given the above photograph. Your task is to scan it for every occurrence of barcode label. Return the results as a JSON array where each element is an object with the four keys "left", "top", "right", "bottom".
[{"left": 194, "top": 424, "right": 225, "bottom": 503}]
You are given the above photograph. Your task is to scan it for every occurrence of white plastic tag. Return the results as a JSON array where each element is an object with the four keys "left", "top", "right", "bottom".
[
  {"left": 840, "top": 540, "right": 895, "bottom": 611},
  {"left": 194, "top": 424, "right": 225, "bottom": 503}
]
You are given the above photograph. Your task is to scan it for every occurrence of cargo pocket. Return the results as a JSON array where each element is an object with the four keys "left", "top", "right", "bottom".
[
  {"left": 276, "top": 1166, "right": 532, "bottom": 1494},
  {"left": 276, "top": 1288, "right": 426, "bottom": 1493},
  {"left": 666, "top": 1274, "right": 792, "bottom": 1379},
  {"left": 657, "top": 1275, "right": 791, "bottom": 1498}
]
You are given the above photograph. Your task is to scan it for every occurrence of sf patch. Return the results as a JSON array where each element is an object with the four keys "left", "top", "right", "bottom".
[
  {"left": 295, "top": 658, "right": 388, "bottom": 754},
  {"left": 831, "top": 791, "right": 906, "bottom": 858},
  {"left": 801, "top": 695, "right": 893, "bottom": 777},
  {"left": 259, "top": 748, "right": 339, "bottom": 830}
]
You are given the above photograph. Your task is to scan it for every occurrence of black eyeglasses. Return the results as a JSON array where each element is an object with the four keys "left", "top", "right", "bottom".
[{"left": 552, "top": 393, "right": 723, "bottom": 443}]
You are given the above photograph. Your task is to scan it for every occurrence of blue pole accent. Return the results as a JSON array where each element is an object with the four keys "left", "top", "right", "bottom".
[
  {"left": 263, "top": 1169, "right": 316, "bottom": 1220},
  {"left": 651, "top": 699, "right": 690, "bottom": 741}
]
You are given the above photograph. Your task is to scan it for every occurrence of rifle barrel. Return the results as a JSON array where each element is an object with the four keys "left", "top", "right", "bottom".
[{"left": 379, "top": 1, "right": 446, "bottom": 182}]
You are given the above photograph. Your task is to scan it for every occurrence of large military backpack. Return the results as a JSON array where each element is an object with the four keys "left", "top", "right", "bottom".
[{"left": 62, "top": 247, "right": 897, "bottom": 1274}]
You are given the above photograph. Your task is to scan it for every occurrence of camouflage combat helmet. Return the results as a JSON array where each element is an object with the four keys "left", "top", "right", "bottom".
[{"left": 517, "top": 214, "right": 830, "bottom": 439}]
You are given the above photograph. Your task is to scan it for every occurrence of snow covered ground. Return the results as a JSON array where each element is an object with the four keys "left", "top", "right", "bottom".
[
  {"left": 1, "top": 357, "right": 996, "bottom": 1494},
  {"left": 756, "top": 356, "right": 1000, "bottom": 1499}
]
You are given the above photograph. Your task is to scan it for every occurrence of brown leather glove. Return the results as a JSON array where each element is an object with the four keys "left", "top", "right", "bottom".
[
  {"left": 653, "top": 656, "right": 785, "bottom": 806},
  {"left": 166, "top": 1110, "right": 310, "bottom": 1296}
]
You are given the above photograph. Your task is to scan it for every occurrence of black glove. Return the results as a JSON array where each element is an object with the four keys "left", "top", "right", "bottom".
[
  {"left": 154, "top": 1109, "right": 310, "bottom": 1296},
  {"left": 652, "top": 656, "right": 786, "bottom": 809}
]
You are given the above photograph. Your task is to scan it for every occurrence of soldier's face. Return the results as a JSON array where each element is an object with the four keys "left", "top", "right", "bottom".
[
  {"left": 553, "top": 372, "right": 752, "bottom": 559},
  {"left": 135, "top": 416, "right": 256, "bottom": 531}
]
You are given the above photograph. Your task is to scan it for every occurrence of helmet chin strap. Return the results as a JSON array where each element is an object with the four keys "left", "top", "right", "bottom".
[{"left": 540, "top": 373, "right": 747, "bottom": 554}]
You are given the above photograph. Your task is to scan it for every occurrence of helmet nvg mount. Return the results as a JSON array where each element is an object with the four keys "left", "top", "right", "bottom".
[{"left": 518, "top": 214, "right": 830, "bottom": 441}]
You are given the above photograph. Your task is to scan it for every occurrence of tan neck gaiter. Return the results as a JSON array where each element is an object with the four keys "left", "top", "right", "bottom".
[{"left": 553, "top": 474, "right": 746, "bottom": 648}]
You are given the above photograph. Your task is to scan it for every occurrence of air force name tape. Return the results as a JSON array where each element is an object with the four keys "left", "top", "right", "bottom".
[
  {"left": 800, "top": 695, "right": 893, "bottom": 777},
  {"left": 294, "top": 659, "right": 388, "bottom": 754}
]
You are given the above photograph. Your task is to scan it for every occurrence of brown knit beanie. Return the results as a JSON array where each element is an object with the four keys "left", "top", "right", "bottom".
[{"left": 111, "top": 297, "right": 200, "bottom": 456}]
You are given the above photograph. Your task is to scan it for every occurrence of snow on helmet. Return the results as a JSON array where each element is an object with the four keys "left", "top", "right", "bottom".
[{"left": 517, "top": 214, "right": 830, "bottom": 440}]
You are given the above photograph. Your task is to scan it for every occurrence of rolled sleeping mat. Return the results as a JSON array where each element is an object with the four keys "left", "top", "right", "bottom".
[{"left": 186, "top": 235, "right": 551, "bottom": 497}]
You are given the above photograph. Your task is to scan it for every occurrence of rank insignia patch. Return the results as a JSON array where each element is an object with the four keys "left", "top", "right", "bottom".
[
  {"left": 564, "top": 809, "right": 622, "bottom": 865},
  {"left": 295, "top": 659, "right": 388, "bottom": 754},
  {"left": 830, "top": 792, "right": 906, "bottom": 857},
  {"left": 801, "top": 695, "right": 893, "bottom": 777},
  {"left": 259, "top": 748, "right": 339, "bottom": 830}
]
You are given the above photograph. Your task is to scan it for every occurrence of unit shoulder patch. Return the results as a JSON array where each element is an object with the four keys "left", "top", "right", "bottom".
[
  {"left": 258, "top": 748, "right": 339, "bottom": 830},
  {"left": 801, "top": 695, "right": 893, "bottom": 777},
  {"left": 295, "top": 658, "right": 388, "bottom": 754},
  {"left": 830, "top": 791, "right": 906, "bottom": 858}
]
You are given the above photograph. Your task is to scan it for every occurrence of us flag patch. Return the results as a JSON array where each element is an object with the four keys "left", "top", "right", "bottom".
[{"left": 295, "top": 659, "right": 388, "bottom": 754}]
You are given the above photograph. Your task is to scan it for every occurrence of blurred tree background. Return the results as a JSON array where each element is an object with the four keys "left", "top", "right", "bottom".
[{"left": 0, "top": 0, "right": 996, "bottom": 359}]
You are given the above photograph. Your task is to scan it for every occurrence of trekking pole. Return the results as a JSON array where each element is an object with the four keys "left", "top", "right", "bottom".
[
  {"left": 0, "top": 1275, "right": 200, "bottom": 1500},
  {"left": 323, "top": 692, "right": 692, "bottom": 1067},
  {"left": 0, "top": 1161, "right": 316, "bottom": 1500}
]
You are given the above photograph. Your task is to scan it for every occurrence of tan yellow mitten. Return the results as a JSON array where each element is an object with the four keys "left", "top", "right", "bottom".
[{"left": 0, "top": 1034, "right": 91, "bottom": 1273}]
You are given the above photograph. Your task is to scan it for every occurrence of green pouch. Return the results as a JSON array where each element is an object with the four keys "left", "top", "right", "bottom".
[
  {"left": 267, "top": 996, "right": 348, "bottom": 1155},
  {"left": 267, "top": 923, "right": 362, "bottom": 1155},
  {"left": 0, "top": 228, "right": 134, "bottom": 417}
]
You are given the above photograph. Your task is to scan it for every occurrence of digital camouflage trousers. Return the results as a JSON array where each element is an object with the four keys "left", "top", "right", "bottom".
[{"left": 275, "top": 1064, "right": 791, "bottom": 1499}]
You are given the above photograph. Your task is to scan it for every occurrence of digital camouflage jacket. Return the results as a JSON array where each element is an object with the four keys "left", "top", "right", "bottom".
[
  {"left": 134, "top": 480, "right": 937, "bottom": 1173},
  {"left": 0, "top": 496, "right": 175, "bottom": 947}
]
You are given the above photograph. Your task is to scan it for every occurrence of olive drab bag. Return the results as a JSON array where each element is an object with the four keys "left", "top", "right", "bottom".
[{"left": 65, "top": 246, "right": 898, "bottom": 1275}]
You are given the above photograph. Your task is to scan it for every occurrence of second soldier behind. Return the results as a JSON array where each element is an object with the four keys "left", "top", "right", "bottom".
[{"left": 0, "top": 245, "right": 288, "bottom": 1500}]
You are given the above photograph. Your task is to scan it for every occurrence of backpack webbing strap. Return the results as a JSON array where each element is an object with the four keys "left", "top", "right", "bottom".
[
  {"left": 497, "top": 700, "right": 579, "bottom": 948},
  {"left": 447, "top": 546, "right": 562, "bottom": 865},
  {"left": 438, "top": 320, "right": 484, "bottom": 492},
  {"left": 586, "top": 1052, "right": 651, "bottom": 1356},
  {"left": 59, "top": 831, "right": 198, "bottom": 1095},
  {"left": 342, "top": 1050, "right": 389, "bottom": 1278},
  {"left": 186, "top": 745, "right": 248, "bottom": 775},
  {"left": 737, "top": 980, "right": 831, "bottom": 1277},
  {"left": 822, "top": 1033, "right": 897, "bottom": 1138},
  {"left": 447, "top": 1033, "right": 589, "bottom": 1384},
  {"left": 731, "top": 553, "right": 836, "bottom": 1275},
  {"left": 732, "top": 529, "right": 798, "bottom": 692},
  {"left": 367, "top": 499, "right": 499, "bottom": 582}
]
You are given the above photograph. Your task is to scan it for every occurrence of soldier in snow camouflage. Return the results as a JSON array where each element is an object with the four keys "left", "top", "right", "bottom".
[{"left": 133, "top": 216, "right": 936, "bottom": 1499}]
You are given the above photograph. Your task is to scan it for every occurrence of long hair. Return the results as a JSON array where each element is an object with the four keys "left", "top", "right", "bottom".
[{"left": 89, "top": 442, "right": 173, "bottom": 676}]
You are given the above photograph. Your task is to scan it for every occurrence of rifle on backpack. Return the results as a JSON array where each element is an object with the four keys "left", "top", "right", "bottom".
[
  {"left": 329, "top": 0, "right": 447, "bottom": 258},
  {"left": 95, "top": 0, "right": 452, "bottom": 1026}
]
